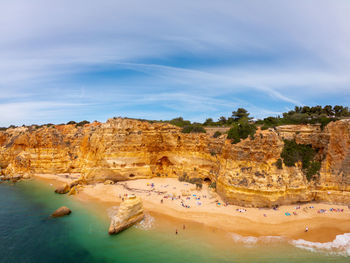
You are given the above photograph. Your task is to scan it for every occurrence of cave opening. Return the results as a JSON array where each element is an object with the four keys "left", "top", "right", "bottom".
[
  {"left": 129, "top": 174, "right": 136, "bottom": 178},
  {"left": 157, "top": 156, "right": 173, "bottom": 166},
  {"left": 203, "top": 177, "right": 212, "bottom": 183}
]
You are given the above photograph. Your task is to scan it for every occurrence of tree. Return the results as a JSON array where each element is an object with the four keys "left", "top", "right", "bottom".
[
  {"left": 310, "top": 105, "right": 322, "bottom": 115},
  {"left": 227, "top": 119, "right": 256, "bottom": 144},
  {"left": 213, "top": 131, "right": 222, "bottom": 138},
  {"left": 323, "top": 105, "right": 333, "bottom": 116},
  {"left": 301, "top": 106, "right": 311, "bottom": 114},
  {"left": 203, "top": 118, "right": 214, "bottom": 126},
  {"left": 333, "top": 105, "right": 350, "bottom": 117},
  {"left": 232, "top": 108, "right": 252, "bottom": 121},
  {"left": 294, "top": 106, "right": 302, "bottom": 113},
  {"left": 218, "top": 116, "right": 227, "bottom": 125}
]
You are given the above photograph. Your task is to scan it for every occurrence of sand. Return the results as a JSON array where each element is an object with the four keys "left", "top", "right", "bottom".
[{"left": 34, "top": 174, "right": 350, "bottom": 242}]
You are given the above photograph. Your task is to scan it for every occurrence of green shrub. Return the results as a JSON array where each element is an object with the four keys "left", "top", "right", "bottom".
[
  {"left": 181, "top": 125, "right": 206, "bottom": 133},
  {"left": 275, "top": 158, "right": 283, "bottom": 169},
  {"left": 227, "top": 121, "right": 256, "bottom": 144},
  {"left": 281, "top": 140, "right": 315, "bottom": 169},
  {"left": 306, "top": 161, "right": 321, "bottom": 181},
  {"left": 209, "top": 182, "right": 216, "bottom": 189},
  {"left": 76, "top": 120, "right": 90, "bottom": 127},
  {"left": 169, "top": 117, "right": 191, "bottom": 127},
  {"left": 213, "top": 131, "right": 222, "bottom": 138},
  {"left": 280, "top": 140, "right": 320, "bottom": 181}
]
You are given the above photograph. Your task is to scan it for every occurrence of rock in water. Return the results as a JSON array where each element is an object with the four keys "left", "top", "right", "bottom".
[
  {"left": 54, "top": 183, "right": 70, "bottom": 194},
  {"left": 108, "top": 195, "right": 144, "bottom": 234},
  {"left": 51, "top": 206, "right": 71, "bottom": 217}
]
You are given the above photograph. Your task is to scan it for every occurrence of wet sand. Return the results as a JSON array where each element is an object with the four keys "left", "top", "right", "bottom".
[{"left": 34, "top": 174, "right": 350, "bottom": 243}]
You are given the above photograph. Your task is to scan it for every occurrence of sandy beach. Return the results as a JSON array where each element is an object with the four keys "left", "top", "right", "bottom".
[{"left": 34, "top": 174, "right": 350, "bottom": 243}]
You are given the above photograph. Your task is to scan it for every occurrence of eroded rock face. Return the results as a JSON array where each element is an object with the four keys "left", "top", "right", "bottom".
[
  {"left": 1, "top": 118, "right": 350, "bottom": 207},
  {"left": 108, "top": 196, "right": 144, "bottom": 234},
  {"left": 51, "top": 206, "right": 71, "bottom": 217}
]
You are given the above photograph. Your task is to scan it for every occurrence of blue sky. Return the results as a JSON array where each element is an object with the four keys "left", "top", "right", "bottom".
[{"left": 0, "top": 0, "right": 350, "bottom": 126}]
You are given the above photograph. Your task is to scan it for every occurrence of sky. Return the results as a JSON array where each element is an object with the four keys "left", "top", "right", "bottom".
[{"left": 0, "top": 0, "right": 350, "bottom": 126}]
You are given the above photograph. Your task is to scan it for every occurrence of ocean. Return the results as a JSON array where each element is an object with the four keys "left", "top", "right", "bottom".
[{"left": 0, "top": 180, "right": 349, "bottom": 263}]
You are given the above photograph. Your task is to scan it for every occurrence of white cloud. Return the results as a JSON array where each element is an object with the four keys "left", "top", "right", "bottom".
[{"left": 0, "top": 0, "right": 349, "bottom": 125}]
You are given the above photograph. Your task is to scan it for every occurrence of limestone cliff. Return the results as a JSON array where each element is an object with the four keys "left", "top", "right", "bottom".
[
  {"left": 108, "top": 195, "right": 144, "bottom": 234},
  {"left": 1, "top": 117, "right": 350, "bottom": 207}
]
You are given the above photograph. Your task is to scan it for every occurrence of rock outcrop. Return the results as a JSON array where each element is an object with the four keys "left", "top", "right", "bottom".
[
  {"left": 108, "top": 195, "right": 144, "bottom": 234},
  {"left": 51, "top": 206, "right": 71, "bottom": 217},
  {"left": 54, "top": 184, "right": 70, "bottom": 194},
  {"left": 1, "top": 117, "right": 350, "bottom": 207}
]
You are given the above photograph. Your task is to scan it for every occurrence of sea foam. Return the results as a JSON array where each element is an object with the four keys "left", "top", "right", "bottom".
[
  {"left": 135, "top": 213, "right": 155, "bottom": 230},
  {"left": 290, "top": 233, "right": 350, "bottom": 256},
  {"left": 230, "top": 233, "right": 283, "bottom": 246}
]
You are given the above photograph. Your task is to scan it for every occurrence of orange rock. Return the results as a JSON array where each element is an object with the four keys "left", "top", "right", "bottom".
[{"left": 0, "top": 117, "right": 349, "bottom": 207}]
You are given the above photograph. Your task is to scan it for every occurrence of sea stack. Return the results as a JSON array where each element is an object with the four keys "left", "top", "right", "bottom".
[
  {"left": 108, "top": 195, "right": 144, "bottom": 235},
  {"left": 51, "top": 206, "right": 71, "bottom": 217}
]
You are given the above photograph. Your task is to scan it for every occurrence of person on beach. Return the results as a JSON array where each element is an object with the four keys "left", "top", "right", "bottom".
[
  {"left": 176, "top": 229, "right": 178, "bottom": 235},
  {"left": 305, "top": 226, "right": 309, "bottom": 232},
  {"left": 161, "top": 199, "right": 163, "bottom": 204}
]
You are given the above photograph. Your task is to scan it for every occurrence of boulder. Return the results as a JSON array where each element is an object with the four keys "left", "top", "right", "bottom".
[
  {"left": 108, "top": 195, "right": 144, "bottom": 234},
  {"left": 51, "top": 206, "right": 71, "bottom": 217},
  {"left": 55, "top": 183, "right": 70, "bottom": 194},
  {"left": 104, "top": 180, "right": 114, "bottom": 185},
  {"left": 22, "top": 174, "right": 31, "bottom": 179}
]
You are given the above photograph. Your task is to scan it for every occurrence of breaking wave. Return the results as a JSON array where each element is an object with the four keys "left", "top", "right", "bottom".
[
  {"left": 290, "top": 233, "right": 350, "bottom": 256},
  {"left": 230, "top": 233, "right": 284, "bottom": 246},
  {"left": 135, "top": 213, "right": 155, "bottom": 230}
]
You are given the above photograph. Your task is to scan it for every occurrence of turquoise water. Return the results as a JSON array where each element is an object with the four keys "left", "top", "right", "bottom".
[{"left": 0, "top": 180, "right": 349, "bottom": 263}]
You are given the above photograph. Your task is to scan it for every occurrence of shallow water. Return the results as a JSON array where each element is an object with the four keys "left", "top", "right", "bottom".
[{"left": 0, "top": 180, "right": 349, "bottom": 263}]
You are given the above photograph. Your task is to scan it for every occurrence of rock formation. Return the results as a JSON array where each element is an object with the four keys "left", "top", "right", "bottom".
[
  {"left": 0, "top": 117, "right": 350, "bottom": 207},
  {"left": 108, "top": 195, "right": 144, "bottom": 234},
  {"left": 54, "top": 184, "right": 70, "bottom": 194},
  {"left": 51, "top": 206, "right": 71, "bottom": 217}
]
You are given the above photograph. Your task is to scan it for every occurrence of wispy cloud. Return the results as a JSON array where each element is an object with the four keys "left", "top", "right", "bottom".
[{"left": 0, "top": 0, "right": 349, "bottom": 126}]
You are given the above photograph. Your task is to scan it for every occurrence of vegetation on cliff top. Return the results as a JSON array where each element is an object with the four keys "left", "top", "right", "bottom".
[
  {"left": 1, "top": 105, "right": 348, "bottom": 132},
  {"left": 181, "top": 125, "right": 206, "bottom": 134},
  {"left": 227, "top": 119, "right": 256, "bottom": 144},
  {"left": 256, "top": 105, "right": 350, "bottom": 130}
]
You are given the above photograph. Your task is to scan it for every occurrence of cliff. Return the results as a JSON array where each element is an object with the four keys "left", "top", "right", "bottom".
[{"left": 1, "top": 117, "right": 350, "bottom": 207}]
